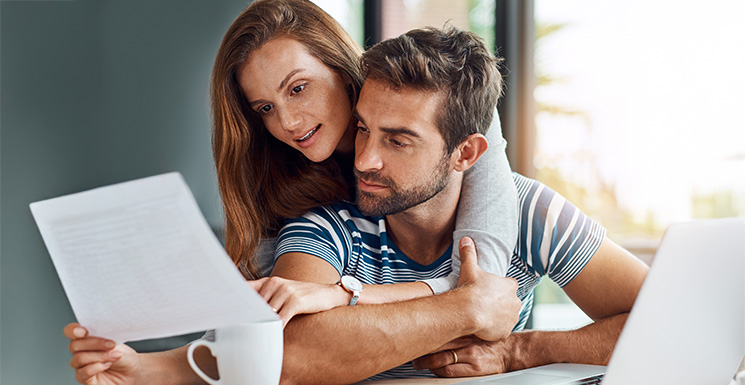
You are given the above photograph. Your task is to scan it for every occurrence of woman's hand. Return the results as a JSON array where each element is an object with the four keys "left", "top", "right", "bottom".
[
  {"left": 248, "top": 277, "right": 349, "bottom": 327},
  {"left": 64, "top": 323, "right": 141, "bottom": 385}
]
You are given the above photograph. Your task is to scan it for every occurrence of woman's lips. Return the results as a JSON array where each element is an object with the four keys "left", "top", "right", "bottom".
[
  {"left": 294, "top": 125, "right": 321, "bottom": 149},
  {"left": 295, "top": 125, "right": 320, "bottom": 142}
]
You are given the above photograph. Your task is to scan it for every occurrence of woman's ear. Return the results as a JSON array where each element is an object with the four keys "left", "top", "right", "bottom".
[{"left": 451, "top": 133, "right": 489, "bottom": 172}]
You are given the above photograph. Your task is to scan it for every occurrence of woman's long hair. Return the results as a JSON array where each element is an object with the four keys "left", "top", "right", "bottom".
[{"left": 211, "top": 0, "right": 364, "bottom": 278}]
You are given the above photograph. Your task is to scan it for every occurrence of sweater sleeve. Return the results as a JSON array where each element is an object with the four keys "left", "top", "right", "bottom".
[{"left": 422, "top": 111, "right": 519, "bottom": 294}]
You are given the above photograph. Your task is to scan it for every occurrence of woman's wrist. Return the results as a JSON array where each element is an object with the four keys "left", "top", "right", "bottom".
[{"left": 332, "top": 282, "right": 354, "bottom": 306}]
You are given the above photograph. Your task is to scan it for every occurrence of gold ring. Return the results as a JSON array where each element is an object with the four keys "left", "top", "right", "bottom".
[{"left": 450, "top": 349, "right": 458, "bottom": 365}]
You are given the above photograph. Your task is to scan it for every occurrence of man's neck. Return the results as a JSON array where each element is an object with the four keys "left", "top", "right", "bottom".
[{"left": 385, "top": 173, "right": 463, "bottom": 266}]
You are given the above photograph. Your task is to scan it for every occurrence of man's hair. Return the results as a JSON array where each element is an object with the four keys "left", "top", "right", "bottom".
[{"left": 360, "top": 27, "right": 504, "bottom": 154}]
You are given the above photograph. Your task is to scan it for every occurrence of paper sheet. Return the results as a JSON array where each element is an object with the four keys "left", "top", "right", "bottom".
[{"left": 30, "top": 172, "right": 278, "bottom": 343}]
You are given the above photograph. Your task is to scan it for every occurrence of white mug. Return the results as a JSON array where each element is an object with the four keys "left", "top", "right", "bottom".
[{"left": 187, "top": 320, "right": 283, "bottom": 385}]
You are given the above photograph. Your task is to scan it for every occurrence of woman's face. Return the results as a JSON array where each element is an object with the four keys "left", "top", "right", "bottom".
[{"left": 238, "top": 37, "right": 354, "bottom": 162}]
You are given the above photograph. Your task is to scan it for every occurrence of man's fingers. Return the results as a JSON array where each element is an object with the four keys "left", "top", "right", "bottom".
[
  {"left": 415, "top": 349, "right": 477, "bottom": 377},
  {"left": 412, "top": 353, "right": 446, "bottom": 370},
  {"left": 435, "top": 336, "right": 477, "bottom": 352},
  {"left": 413, "top": 348, "right": 463, "bottom": 371},
  {"left": 429, "top": 363, "right": 475, "bottom": 378}
]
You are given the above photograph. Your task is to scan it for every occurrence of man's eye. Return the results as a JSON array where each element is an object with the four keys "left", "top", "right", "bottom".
[
  {"left": 390, "top": 139, "right": 406, "bottom": 148},
  {"left": 291, "top": 84, "right": 306, "bottom": 94},
  {"left": 356, "top": 126, "right": 369, "bottom": 134}
]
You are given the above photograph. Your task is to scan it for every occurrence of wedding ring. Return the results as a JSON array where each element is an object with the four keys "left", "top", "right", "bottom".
[{"left": 450, "top": 349, "right": 458, "bottom": 365}]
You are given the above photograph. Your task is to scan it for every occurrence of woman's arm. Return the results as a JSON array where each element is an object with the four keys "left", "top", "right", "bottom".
[
  {"left": 424, "top": 111, "right": 519, "bottom": 294},
  {"left": 250, "top": 260, "right": 434, "bottom": 326},
  {"left": 63, "top": 323, "right": 212, "bottom": 385}
]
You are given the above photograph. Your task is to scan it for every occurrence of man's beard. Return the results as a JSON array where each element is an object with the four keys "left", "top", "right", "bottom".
[{"left": 354, "top": 156, "right": 451, "bottom": 217}]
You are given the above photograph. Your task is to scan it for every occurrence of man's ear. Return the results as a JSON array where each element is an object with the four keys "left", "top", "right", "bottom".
[{"left": 451, "top": 133, "right": 489, "bottom": 172}]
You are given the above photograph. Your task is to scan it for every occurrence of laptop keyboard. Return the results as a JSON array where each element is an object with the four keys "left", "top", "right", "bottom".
[{"left": 574, "top": 374, "right": 604, "bottom": 384}]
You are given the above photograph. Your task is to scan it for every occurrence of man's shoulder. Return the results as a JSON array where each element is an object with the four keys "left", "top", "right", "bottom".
[
  {"left": 284, "top": 202, "right": 381, "bottom": 233},
  {"left": 302, "top": 201, "right": 372, "bottom": 221}
]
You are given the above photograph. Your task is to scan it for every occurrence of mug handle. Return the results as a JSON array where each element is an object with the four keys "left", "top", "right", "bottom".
[{"left": 187, "top": 340, "right": 220, "bottom": 385}]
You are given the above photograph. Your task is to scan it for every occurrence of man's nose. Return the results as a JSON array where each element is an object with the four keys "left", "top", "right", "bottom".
[{"left": 355, "top": 137, "right": 384, "bottom": 172}]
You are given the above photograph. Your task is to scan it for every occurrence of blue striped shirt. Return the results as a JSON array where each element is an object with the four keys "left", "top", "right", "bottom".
[{"left": 276, "top": 173, "right": 606, "bottom": 379}]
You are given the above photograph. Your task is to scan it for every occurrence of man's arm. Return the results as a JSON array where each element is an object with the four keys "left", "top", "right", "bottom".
[
  {"left": 271, "top": 237, "right": 522, "bottom": 385},
  {"left": 413, "top": 237, "right": 649, "bottom": 377}
]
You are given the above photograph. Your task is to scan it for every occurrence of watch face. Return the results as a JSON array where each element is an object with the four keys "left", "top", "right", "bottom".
[{"left": 341, "top": 275, "right": 363, "bottom": 291}]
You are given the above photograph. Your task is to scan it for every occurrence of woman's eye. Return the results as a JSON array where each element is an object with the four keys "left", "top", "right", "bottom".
[
  {"left": 259, "top": 104, "right": 274, "bottom": 114},
  {"left": 291, "top": 84, "right": 306, "bottom": 94}
]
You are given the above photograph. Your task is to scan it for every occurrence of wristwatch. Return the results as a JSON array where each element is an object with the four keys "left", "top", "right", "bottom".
[{"left": 337, "top": 275, "right": 363, "bottom": 306}]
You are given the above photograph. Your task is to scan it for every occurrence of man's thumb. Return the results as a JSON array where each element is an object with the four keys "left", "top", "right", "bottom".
[{"left": 458, "top": 236, "right": 478, "bottom": 273}]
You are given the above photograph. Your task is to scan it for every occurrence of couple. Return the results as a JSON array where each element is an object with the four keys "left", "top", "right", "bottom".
[{"left": 64, "top": 1, "right": 648, "bottom": 384}]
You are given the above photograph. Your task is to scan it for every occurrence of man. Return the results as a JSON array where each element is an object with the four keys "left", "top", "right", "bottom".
[
  {"left": 265, "top": 27, "right": 648, "bottom": 384},
  {"left": 64, "top": 27, "right": 647, "bottom": 385}
]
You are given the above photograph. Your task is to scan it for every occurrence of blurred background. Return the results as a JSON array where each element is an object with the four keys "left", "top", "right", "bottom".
[{"left": 2, "top": 1, "right": 744, "bottom": 384}]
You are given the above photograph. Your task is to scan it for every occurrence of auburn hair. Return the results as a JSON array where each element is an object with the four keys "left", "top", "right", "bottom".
[{"left": 211, "top": 0, "right": 363, "bottom": 278}]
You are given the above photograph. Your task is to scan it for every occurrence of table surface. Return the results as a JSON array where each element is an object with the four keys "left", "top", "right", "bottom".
[
  {"left": 358, "top": 374, "right": 497, "bottom": 385},
  {"left": 360, "top": 369, "right": 745, "bottom": 385}
]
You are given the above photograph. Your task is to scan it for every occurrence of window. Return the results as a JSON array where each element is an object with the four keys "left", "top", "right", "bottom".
[
  {"left": 378, "top": 0, "right": 495, "bottom": 49},
  {"left": 531, "top": 0, "right": 745, "bottom": 328},
  {"left": 313, "top": 0, "right": 365, "bottom": 47}
]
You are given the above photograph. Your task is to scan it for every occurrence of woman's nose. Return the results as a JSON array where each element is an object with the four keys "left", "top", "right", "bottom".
[{"left": 278, "top": 107, "right": 302, "bottom": 133}]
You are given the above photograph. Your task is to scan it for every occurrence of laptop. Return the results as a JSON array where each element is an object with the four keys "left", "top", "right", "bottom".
[{"left": 454, "top": 218, "right": 745, "bottom": 385}]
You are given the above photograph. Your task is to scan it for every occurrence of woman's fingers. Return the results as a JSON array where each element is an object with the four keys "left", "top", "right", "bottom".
[
  {"left": 75, "top": 361, "right": 112, "bottom": 384},
  {"left": 63, "top": 323, "right": 88, "bottom": 340},
  {"left": 70, "top": 350, "right": 121, "bottom": 369},
  {"left": 276, "top": 295, "right": 304, "bottom": 327},
  {"left": 246, "top": 277, "right": 268, "bottom": 293},
  {"left": 250, "top": 277, "right": 346, "bottom": 326},
  {"left": 69, "top": 336, "right": 116, "bottom": 354},
  {"left": 249, "top": 277, "right": 286, "bottom": 307}
]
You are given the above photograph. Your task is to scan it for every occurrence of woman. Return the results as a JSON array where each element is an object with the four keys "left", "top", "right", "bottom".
[{"left": 64, "top": 0, "right": 517, "bottom": 383}]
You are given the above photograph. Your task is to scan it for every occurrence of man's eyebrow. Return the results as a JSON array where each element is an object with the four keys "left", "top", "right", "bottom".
[
  {"left": 380, "top": 127, "right": 421, "bottom": 138},
  {"left": 352, "top": 110, "right": 421, "bottom": 138}
]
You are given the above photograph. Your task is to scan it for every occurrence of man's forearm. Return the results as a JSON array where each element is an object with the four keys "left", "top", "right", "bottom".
[
  {"left": 280, "top": 288, "right": 482, "bottom": 385},
  {"left": 507, "top": 313, "right": 629, "bottom": 371}
]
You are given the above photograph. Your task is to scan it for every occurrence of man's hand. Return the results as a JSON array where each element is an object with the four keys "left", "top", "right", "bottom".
[
  {"left": 413, "top": 336, "right": 512, "bottom": 377},
  {"left": 455, "top": 237, "right": 521, "bottom": 341}
]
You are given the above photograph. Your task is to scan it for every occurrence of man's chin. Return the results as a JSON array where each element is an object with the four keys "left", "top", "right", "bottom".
[{"left": 357, "top": 202, "right": 383, "bottom": 217}]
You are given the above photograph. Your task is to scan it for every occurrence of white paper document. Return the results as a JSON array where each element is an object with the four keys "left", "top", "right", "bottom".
[{"left": 30, "top": 172, "right": 278, "bottom": 343}]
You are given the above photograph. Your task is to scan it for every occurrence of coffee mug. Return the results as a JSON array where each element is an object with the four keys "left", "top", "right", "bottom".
[{"left": 187, "top": 319, "right": 283, "bottom": 385}]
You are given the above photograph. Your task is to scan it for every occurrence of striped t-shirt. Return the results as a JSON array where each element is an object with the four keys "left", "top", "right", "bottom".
[{"left": 276, "top": 173, "right": 606, "bottom": 379}]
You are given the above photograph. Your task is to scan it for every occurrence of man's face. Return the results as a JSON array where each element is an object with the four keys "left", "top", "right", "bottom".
[{"left": 354, "top": 78, "right": 453, "bottom": 217}]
